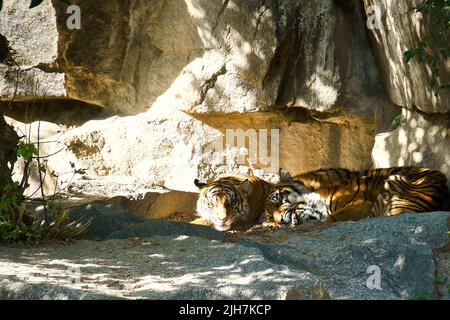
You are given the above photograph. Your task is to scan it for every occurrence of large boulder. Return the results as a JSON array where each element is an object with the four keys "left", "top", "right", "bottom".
[
  {"left": 364, "top": 0, "right": 450, "bottom": 180},
  {"left": 1, "top": 0, "right": 397, "bottom": 204},
  {"left": 6, "top": 106, "right": 376, "bottom": 199},
  {"left": 0, "top": 0, "right": 393, "bottom": 117},
  {"left": 372, "top": 108, "right": 450, "bottom": 181},
  {"left": 363, "top": 0, "right": 450, "bottom": 114},
  {"left": 0, "top": 211, "right": 449, "bottom": 299}
]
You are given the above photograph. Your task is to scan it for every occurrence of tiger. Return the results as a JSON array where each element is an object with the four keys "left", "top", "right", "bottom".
[
  {"left": 193, "top": 175, "right": 273, "bottom": 231},
  {"left": 265, "top": 166, "right": 450, "bottom": 227}
]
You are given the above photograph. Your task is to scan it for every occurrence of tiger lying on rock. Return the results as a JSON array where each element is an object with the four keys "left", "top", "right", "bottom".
[
  {"left": 192, "top": 166, "right": 450, "bottom": 231},
  {"left": 265, "top": 166, "right": 450, "bottom": 227},
  {"left": 192, "top": 175, "right": 273, "bottom": 231}
]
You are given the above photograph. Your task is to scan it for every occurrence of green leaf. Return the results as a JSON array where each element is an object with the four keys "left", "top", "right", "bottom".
[
  {"left": 0, "top": 0, "right": 3, "bottom": 12},
  {"left": 390, "top": 115, "right": 406, "bottom": 129},
  {"left": 17, "top": 141, "right": 38, "bottom": 162},
  {"left": 404, "top": 50, "right": 415, "bottom": 62},
  {"left": 29, "top": 0, "right": 45, "bottom": 9}
]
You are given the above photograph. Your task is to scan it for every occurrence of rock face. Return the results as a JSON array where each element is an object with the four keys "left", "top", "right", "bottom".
[
  {"left": 363, "top": 0, "right": 450, "bottom": 114},
  {"left": 0, "top": 0, "right": 64, "bottom": 99},
  {"left": 373, "top": 108, "right": 450, "bottom": 182},
  {"left": 364, "top": 0, "right": 450, "bottom": 179},
  {"left": 1, "top": 0, "right": 447, "bottom": 217},
  {"left": 0, "top": 0, "right": 396, "bottom": 200},
  {"left": 0, "top": 114, "right": 18, "bottom": 193},
  {"left": 0, "top": 209, "right": 449, "bottom": 300},
  {"left": 10, "top": 110, "right": 376, "bottom": 194},
  {"left": 1, "top": 0, "right": 392, "bottom": 116}
]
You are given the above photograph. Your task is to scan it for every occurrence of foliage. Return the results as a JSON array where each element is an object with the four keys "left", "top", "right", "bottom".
[
  {"left": 16, "top": 141, "right": 38, "bottom": 163},
  {"left": 0, "top": 217, "right": 23, "bottom": 240},
  {"left": 0, "top": 136, "right": 91, "bottom": 242},
  {"left": 0, "top": 182, "right": 19, "bottom": 213},
  {"left": 404, "top": 0, "right": 450, "bottom": 95},
  {"left": 390, "top": 115, "right": 407, "bottom": 130},
  {"left": 0, "top": 141, "right": 37, "bottom": 216},
  {"left": 38, "top": 211, "right": 92, "bottom": 240},
  {"left": 412, "top": 294, "right": 435, "bottom": 300},
  {"left": 0, "top": 112, "right": 90, "bottom": 242},
  {"left": 0, "top": 0, "right": 72, "bottom": 11},
  {"left": 0, "top": 208, "right": 92, "bottom": 242}
]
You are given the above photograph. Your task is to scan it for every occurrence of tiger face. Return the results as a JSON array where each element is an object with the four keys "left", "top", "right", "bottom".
[
  {"left": 264, "top": 183, "right": 313, "bottom": 225},
  {"left": 194, "top": 177, "right": 252, "bottom": 231}
]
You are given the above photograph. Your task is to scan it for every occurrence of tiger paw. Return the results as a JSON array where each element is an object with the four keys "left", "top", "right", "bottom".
[
  {"left": 261, "top": 220, "right": 280, "bottom": 228},
  {"left": 295, "top": 205, "right": 328, "bottom": 224},
  {"left": 190, "top": 217, "right": 213, "bottom": 227}
]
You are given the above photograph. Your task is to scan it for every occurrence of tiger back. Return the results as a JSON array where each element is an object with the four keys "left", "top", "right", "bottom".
[
  {"left": 369, "top": 168, "right": 450, "bottom": 217},
  {"left": 193, "top": 175, "right": 272, "bottom": 231},
  {"left": 266, "top": 166, "right": 450, "bottom": 226},
  {"left": 266, "top": 168, "right": 367, "bottom": 225},
  {"left": 290, "top": 167, "right": 361, "bottom": 190}
]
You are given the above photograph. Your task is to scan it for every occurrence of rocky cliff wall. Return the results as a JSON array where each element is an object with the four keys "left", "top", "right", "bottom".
[
  {"left": 363, "top": 0, "right": 450, "bottom": 181},
  {"left": 2, "top": 0, "right": 447, "bottom": 217}
]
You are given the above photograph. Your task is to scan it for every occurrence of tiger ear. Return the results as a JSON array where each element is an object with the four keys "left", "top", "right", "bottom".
[
  {"left": 239, "top": 179, "right": 252, "bottom": 196},
  {"left": 194, "top": 178, "right": 207, "bottom": 189},
  {"left": 279, "top": 168, "right": 293, "bottom": 183}
]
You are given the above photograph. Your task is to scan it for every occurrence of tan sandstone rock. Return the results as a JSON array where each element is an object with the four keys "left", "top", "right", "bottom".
[
  {"left": 1, "top": 0, "right": 400, "bottom": 219},
  {"left": 363, "top": 0, "right": 450, "bottom": 114},
  {"left": 364, "top": 0, "right": 450, "bottom": 181},
  {"left": 1, "top": 0, "right": 394, "bottom": 119},
  {"left": 372, "top": 108, "right": 450, "bottom": 181}
]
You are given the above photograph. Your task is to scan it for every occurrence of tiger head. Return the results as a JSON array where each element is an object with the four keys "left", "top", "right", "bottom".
[
  {"left": 265, "top": 183, "right": 312, "bottom": 225},
  {"left": 194, "top": 176, "right": 252, "bottom": 231},
  {"left": 264, "top": 168, "right": 312, "bottom": 225}
]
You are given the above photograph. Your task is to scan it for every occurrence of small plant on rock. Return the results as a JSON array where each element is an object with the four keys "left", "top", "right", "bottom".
[{"left": 0, "top": 137, "right": 91, "bottom": 242}]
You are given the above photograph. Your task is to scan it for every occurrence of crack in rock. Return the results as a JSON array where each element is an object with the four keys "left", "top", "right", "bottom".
[
  {"left": 210, "top": 0, "right": 230, "bottom": 38},
  {"left": 199, "top": 64, "right": 227, "bottom": 105}
]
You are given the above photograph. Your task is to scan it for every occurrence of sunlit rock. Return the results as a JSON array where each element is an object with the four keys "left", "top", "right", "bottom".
[
  {"left": 373, "top": 108, "right": 450, "bottom": 182},
  {"left": 363, "top": 0, "right": 450, "bottom": 113}
]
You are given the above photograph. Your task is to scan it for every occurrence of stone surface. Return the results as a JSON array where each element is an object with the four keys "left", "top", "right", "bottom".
[
  {"left": 0, "top": 0, "right": 393, "bottom": 118},
  {"left": 363, "top": 0, "right": 450, "bottom": 114},
  {"left": 0, "top": 0, "right": 399, "bottom": 198},
  {"left": 372, "top": 108, "right": 450, "bottom": 182},
  {"left": 435, "top": 243, "right": 450, "bottom": 300},
  {"left": 365, "top": 0, "right": 450, "bottom": 183},
  {"left": 0, "top": 0, "right": 65, "bottom": 99},
  {"left": 67, "top": 203, "right": 221, "bottom": 240},
  {"left": 6, "top": 109, "right": 377, "bottom": 196},
  {"left": 0, "top": 211, "right": 449, "bottom": 300},
  {"left": 0, "top": 113, "right": 19, "bottom": 193}
]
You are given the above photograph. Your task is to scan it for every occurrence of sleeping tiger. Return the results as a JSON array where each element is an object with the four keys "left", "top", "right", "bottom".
[
  {"left": 265, "top": 166, "right": 450, "bottom": 227},
  {"left": 193, "top": 175, "right": 273, "bottom": 231}
]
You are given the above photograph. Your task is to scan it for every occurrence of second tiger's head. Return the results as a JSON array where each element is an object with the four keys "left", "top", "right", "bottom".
[
  {"left": 264, "top": 183, "right": 310, "bottom": 225},
  {"left": 264, "top": 168, "right": 310, "bottom": 225}
]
